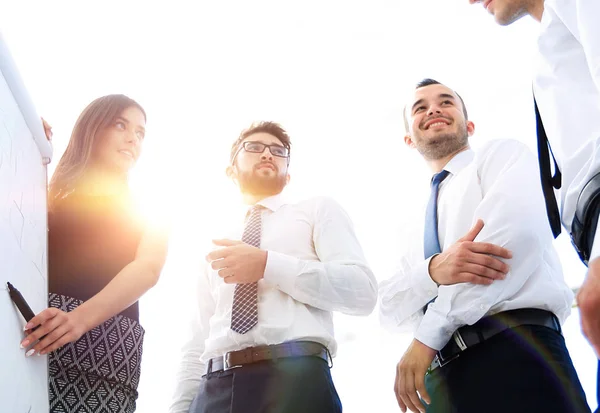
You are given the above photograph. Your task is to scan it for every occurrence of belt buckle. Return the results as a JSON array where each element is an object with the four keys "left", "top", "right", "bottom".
[
  {"left": 435, "top": 351, "right": 460, "bottom": 369},
  {"left": 223, "top": 352, "right": 242, "bottom": 371},
  {"left": 434, "top": 330, "right": 467, "bottom": 369},
  {"left": 452, "top": 329, "right": 468, "bottom": 352}
]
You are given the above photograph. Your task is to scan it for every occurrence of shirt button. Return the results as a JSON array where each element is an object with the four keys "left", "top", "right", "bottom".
[{"left": 480, "top": 304, "right": 486, "bottom": 310}]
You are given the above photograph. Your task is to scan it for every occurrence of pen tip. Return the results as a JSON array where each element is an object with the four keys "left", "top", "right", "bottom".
[{"left": 6, "top": 282, "right": 13, "bottom": 290}]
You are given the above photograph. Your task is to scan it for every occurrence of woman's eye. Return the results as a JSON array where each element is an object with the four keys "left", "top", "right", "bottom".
[{"left": 115, "top": 121, "right": 126, "bottom": 130}]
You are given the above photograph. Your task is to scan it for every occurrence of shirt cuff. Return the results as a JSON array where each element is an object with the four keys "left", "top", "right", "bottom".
[
  {"left": 591, "top": 221, "right": 600, "bottom": 261},
  {"left": 414, "top": 307, "right": 456, "bottom": 351},
  {"left": 263, "top": 250, "right": 299, "bottom": 293},
  {"left": 410, "top": 256, "right": 439, "bottom": 298}
]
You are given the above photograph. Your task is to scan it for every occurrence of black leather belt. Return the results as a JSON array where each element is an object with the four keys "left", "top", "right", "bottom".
[
  {"left": 429, "top": 308, "right": 561, "bottom": 372},
  {"left": 205, "top": 341, "right": 330, "bottom": 375}
]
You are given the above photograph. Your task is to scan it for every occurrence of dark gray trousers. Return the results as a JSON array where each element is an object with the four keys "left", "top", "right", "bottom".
[
  {"left": 188, "top": 356, "right": 342, "bottom": 413},
  {"left": 425, "top": 325, "right": 591, "bottom": 413}
]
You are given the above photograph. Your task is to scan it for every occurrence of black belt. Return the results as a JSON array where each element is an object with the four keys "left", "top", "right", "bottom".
[
  {"left": 205, "top": 341, "right": 330, "bottom": 375},
  {"left": 429, "top": 308, "right": 561, "bottom": 372}
]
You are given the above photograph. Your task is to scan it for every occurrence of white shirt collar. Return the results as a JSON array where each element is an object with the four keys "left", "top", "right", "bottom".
[
  {"left": 442, "top": 148, "right": 474, "bottom": 177},
  {"left": 252, "top": 192, "right": 287, "bottom": 212}
]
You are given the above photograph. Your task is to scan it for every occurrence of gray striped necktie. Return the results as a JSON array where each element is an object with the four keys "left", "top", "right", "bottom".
[{"left": 230, "top": 205, "right": 262, "bottom": 334}]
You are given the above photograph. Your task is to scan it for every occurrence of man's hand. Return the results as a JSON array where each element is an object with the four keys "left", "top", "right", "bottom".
[
  {"left": 20, "top": 307, "right": 87, "bottom": 356},
  {"left": 394, "top": 339, "right": 437, "bottom": 413},
  {"left": 577, "top": 257, "right": 600, "bottom": 357},
  {"left": 207, "top": 239, "right": 268, "bottom": 284},
  {"left": 429, "top": 219, "right": 513, "bottom": 286}
]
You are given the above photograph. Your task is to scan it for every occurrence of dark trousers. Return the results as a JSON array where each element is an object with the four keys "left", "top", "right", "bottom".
[
  {"left": 424, "top": 325, "right": 590, "bottom": 413},
  {"left": 188, "top": 356, "right": 342, "bottom": 413}
]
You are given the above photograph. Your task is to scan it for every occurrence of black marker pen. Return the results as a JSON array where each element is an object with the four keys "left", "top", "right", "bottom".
[{"left": 7, "top": 282, "right": 36, "bottom": 323}]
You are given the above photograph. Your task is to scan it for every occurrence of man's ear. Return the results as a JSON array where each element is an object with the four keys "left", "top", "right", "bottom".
[
  {"left": 404, "top": 134, "right": 416, "bottom": 149},
  {"left": 226, "top": 165, "right": 239, "bottom": 186},
  {"left": 467, "top": 120, "right": 475, "bottom": 137},
  {"left": 226, "top": 165, "right": 236, "bottom": 182}
]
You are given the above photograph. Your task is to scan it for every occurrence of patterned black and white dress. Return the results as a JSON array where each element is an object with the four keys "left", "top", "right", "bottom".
[{"left": 47, "top": 193, "right": 144, "bottom": 413}]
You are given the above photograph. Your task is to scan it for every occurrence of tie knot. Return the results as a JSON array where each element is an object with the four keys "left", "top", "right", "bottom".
[
  {"left": 431, "top": 170, "right": 449, "bottom": 187},
  {"left": 246, "top": 204, "right": 264, "bottom": 220}
]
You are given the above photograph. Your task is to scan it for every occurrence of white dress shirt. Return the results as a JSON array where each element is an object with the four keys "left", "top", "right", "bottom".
[
  {"left": 379, "top": 140, "right": 574, "bottom": 351},
  {"left": 534, "top": 0, "right": 600, "bottom": 260},
  {"left": 170, "top": 194, "right": 377, "bottom": 413}
]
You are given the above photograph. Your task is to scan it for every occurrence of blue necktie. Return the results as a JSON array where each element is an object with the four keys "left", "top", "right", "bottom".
[
  {"left": 424, "top": 170, "right": 450, "bottom": 259},
  {"left": 423, "top": 170, "right": 449, "bottom": 314}
]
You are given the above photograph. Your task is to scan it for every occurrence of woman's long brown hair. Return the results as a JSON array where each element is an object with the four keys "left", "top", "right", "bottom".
[{"left": 48, "top": 94, "right": 146, "bottom": 209}]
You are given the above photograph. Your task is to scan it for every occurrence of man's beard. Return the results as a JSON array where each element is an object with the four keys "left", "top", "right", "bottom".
[
  {"left": 237, "top": 168, "right": 287, "bottom": 197},
  {"left": 413, "top": 127, "right": 468, "bottom": 161}
]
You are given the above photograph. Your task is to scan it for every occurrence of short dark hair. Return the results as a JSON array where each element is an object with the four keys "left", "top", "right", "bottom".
[
  {"left": 230, "top": 121, "right": 292, "bottom": 164},
  {"left": 403, "top": 78, "right": 468, "bottom": 133}
]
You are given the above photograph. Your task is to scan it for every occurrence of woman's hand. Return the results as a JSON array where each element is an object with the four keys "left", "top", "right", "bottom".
[
  {"left": 41, "top": 117, "right": 53, "bottom": 141},
  {"left": 20, "top": 307, "right": 88, "bottom": 356}
]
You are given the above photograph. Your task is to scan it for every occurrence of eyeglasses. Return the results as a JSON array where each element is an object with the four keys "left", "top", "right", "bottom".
[{"left": 233, "top": 141, "right": 290, "bottom": 161}]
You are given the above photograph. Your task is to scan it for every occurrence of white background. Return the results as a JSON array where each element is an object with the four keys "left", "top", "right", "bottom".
[{"left": 0, "top": 0, "right": 596, "bottom": 411}]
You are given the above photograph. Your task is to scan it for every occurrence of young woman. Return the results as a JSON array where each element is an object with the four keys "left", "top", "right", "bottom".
[{"left": 22, "top": 95, "right": 168, "bottom": 413}]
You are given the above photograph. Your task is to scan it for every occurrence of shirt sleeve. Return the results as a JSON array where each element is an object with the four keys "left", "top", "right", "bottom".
[
  {"left": 565, "top": 0, "right": 600, "bottom": 261},
  {"left": 169, "top": 263, "right": 216, "bottom": 413},
  {"left": 263, "top": 197, "right": 377, "bottom": 316},
  {"left": 572, "top": 0, "right": 600, "bottom": 93},
  {"left": 378, "top": 250, "right": 438, "bottom": 333},
  {"left": 415, "top": 140, "right": 554, "bottom": 350}
]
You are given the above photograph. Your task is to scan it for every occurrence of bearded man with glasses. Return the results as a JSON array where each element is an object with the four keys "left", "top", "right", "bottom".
[{"left": 169, "top": 121, "right": 377, "bottom": 413}]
